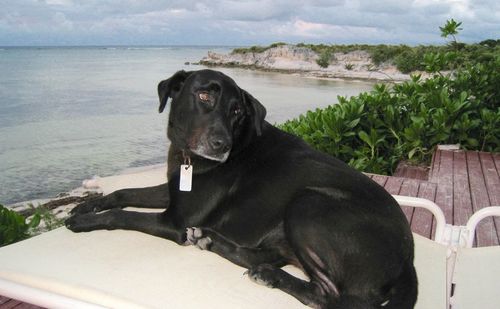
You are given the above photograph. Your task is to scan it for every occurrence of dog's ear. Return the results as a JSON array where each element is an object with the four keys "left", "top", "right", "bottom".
[
  {"left": 158, "top": 70, "right": 193, "bottom": 113},
  {"left": 242, "top": 89, "right": 267, "bottom": 136}
]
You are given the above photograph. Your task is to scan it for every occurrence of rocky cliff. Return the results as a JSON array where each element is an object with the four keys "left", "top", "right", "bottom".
[{"left": 200, "top": 45, "right": 414, "bottom": 81}]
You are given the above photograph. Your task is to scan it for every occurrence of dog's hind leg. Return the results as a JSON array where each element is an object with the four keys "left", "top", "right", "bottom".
[
  {"left": 71, "top": 183, "right": 169, "bottom": 215},
  {"left": 65, "top": 209, "right": 185, "bottom": 244},
  {"left": 283, "top": 190, "right": 416, "bottom": 308},
  {"left": 185, "top": 227, "right": 287, "bottom": 268},
  {"left": 247, "top": 264, "right": 326, "bottom": 308}
]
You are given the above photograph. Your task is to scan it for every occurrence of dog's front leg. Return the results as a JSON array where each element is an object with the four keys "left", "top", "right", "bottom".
[
  {"left": 71, "top": 183, "right": 170, "bottom": 215},
  {"left": 65, "top": 209, "right": 185, "bottom": 244},
  {"left": 185, "top": 227, "right": 286, "bottom": 268}
]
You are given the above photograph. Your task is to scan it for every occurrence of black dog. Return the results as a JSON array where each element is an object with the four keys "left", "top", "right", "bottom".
[{"left": 66, "top": 69, "right": 417, "bottom": 308}]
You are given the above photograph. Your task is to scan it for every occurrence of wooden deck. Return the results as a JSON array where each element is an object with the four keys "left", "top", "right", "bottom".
[
  {"left": 0, "top": 296, "right": 43, "bottom": 309},
  {"left": 368, "top": 149, "right": 500, "bottom": 247}
]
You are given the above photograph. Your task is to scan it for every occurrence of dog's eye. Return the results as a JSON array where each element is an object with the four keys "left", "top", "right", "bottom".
[{"left": 198, "top": 91, "right": 212, "bottom": 103}]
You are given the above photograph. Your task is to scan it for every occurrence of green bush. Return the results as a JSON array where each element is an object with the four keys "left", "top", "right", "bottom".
[
  {"left": 394, "top": 50, "right": 422, "bottom": 73},
  {"left": 279, "top": 20, "right": 500, "bottom": 174},
  {"left": 232, "top": 45, "right": 268, "bottom": 54},
  {"left": 316, "top": 50, "right": 333, "bottom": 68},
  {"left": 344, "top": 63, "right": 354, "bottom": 70},
  {"left": 0, "top": 204, "right": 40, "bottom": 247},
  {"left": 370, "top": 44, "right": 411, "bottom": 65},
  {"left": 279, "top": 55, "right": 500, "bottom": 174},
  {"left": 232, "top": 42, "right": 287, "bottom": 55},
  {"left": 0, "top": 202, "right": 65, "bottom": 247}
]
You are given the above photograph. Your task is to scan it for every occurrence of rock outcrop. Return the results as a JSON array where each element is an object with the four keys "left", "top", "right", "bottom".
[{"left": 200, "top": 45, "right": 414, "bottom": 81}]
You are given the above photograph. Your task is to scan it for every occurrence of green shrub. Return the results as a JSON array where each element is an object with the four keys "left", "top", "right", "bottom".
[
  {"left": 0, "top": 204, "right": 40, "bottom": 247},
  {"left": 232, "top": 42, "right": 286, "bottom": 55},
  {"left": 232, "top": 45, "right": 268, "bottom": 54},
  {"left": 279, "top": 20, "right": 500, "bottom": 174},
  {"left": 279, "top": 55, "right": 500, "bottom": 174},
  {"left": 344, "top": 63, "right": 354, "bottom": 70},
  {"left": 394, "top": 50, "right": 421, "bottom": 73},
  {"left": 0, "top": 202, "right": 66, "bottom": 247},
  {"left": 269, "top": 42, "right": 287, "bottom": 49},
  {"left": 369, "top": 44, "right": 411, "bottom": 65},
  {"left": 316, "top": 50, "right": 333, "bottom": 68}
]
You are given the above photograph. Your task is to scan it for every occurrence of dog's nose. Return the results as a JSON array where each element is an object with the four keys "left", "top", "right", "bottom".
[{"left": 209, "top": 137, "right": 231, "bottom": 153}]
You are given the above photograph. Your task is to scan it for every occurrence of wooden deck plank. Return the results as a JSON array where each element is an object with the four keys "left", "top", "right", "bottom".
[
  {"left": 466, "top": 151, "right": 499, "bottom": 246},
  {"left": 493, "top": 152, "right": 500, "bottom": 171},
  {"left": 393, "top": 163, "right": 429, "bottom": 180},
  {"left": 479, "top": 152, "right": 500, "bottom": 244},
  {"left": 0, "top": 296, "right": 10, "bottom": 305},
  {"left": 406, "top": 167, "right": 417, "bottom": 179},
  {"left": 371, "top": 174, "right": 388, "bottom": 187},
  {"left": 429, "top": 148, "right": 441, "bottom": 182},
  {"left": 415, "top": 168, "right": 428, "bottom": 181},
  {"left": 383, "top": 176, "right": 404, "bottom": 195},
  {"left": 434, "top": 150, "right": 454, "bottom": 232},
  {"left": 398, "top": 178, "right": 420, "bottom": 224},
  {"left": 411, "top": 182, "right": 437, "bottom": 240},
  {"left": 453, "top": 151, "right": 474, "bottom": 226},
  {"left": 13, "top": 303, "right": 44, "bottom": 309},
  {"left": 0, "top": 297, "right": 44, "bottom": 309},
  {"left": 0, "top": 299, "right": 24, "bottom": 309}
]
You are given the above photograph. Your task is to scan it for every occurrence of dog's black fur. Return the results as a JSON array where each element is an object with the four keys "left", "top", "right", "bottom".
[{"left": 66, "top": 69, "right": 417, "bottom": 308}]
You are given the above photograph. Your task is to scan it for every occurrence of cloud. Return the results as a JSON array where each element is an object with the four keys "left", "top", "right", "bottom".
[
  {"left": 270, "top": 19, "right": 379, "bottom": 41},
  {"left": 0, "top": 0, "right": 498, "bottom": 46}
]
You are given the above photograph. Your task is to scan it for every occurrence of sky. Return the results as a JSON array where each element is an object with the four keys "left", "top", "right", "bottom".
[{"left": 1, "top": 0, "right": 499, "bottom": 46}]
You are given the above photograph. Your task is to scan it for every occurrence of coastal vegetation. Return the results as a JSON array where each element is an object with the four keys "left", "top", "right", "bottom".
[
  {"left": 316, "top": 49, "right": 332, "bottom": 68},
  {"left": 279, "top": 20, "right": 500, "bottom": 174},
  {"left": 231, "top": 42, "right": 287, "bottom": 54},
  {"left": 233, "top": 41, "right": 499, "bottom": 73},
  {"left": 231, "top": 21, "right": 499, "bottom": 74},
  {"left": 0, "top": 204, "right": 40, "bottom": 246},
  {"left": 0, "top": 203, "right": 64, "bottom": 247}
]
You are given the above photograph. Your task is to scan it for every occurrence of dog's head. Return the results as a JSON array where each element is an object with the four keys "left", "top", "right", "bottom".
[{"left": 158, "top": 69, "right": 266, "bottom": 163}]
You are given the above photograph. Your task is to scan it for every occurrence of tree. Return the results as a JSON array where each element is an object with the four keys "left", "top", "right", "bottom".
[{"left": 439, "top": 19, "right": 463, "bottom": 44}]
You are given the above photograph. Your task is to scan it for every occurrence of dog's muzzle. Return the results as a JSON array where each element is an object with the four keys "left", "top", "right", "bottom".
[
  {"left": 190, "top": 146, "right": 231, "bottom": 163},
  {"left": 189, "top": 134, "right": 232, "bottom": 163}
]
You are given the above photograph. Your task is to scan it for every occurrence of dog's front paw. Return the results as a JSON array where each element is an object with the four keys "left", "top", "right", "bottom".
[
  {"left": 70, "top": 197, "right": 105, "bottom": 215},
  {"left": 65, "top": 210, "right": 116, "bottom": 232},
  {"left": 246, "top": 264, "right": 281, "bottom": 288},
  {"left": 185, "top": 227, "right": 212, "bottom": 250},
  {"left": 65, "top": 213, "right": 96, "bottom": 232}
]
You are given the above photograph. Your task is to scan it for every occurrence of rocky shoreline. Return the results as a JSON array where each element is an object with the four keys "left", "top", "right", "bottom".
[{"left": 200, "top": 44, "right": 425, "bottom": 82}]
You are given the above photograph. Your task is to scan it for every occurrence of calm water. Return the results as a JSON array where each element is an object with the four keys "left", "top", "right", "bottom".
[{"left": 0, "top": 46, "right": 374, "bottom": 204}]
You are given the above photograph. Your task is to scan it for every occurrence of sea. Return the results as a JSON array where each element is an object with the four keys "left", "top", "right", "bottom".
[{"left": 0, "top": 46, "right": 374, "bottom": 205}]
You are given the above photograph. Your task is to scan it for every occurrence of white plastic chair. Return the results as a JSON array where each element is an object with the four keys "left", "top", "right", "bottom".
[
  {"left": 451, "top": 207, "right": 500, "bottom": 309},
  {"left": 395, "top": 195, "right": 500, "bottom": 309}
]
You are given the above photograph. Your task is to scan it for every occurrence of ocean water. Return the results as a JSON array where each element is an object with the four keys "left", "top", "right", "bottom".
[{"left": 0, "top": 46, "right": 374, "bottom": 205}]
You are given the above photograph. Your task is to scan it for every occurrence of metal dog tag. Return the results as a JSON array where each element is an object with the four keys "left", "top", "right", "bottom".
[{"left": 179, "top": 165, "right": 193, "bottom": 191}]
